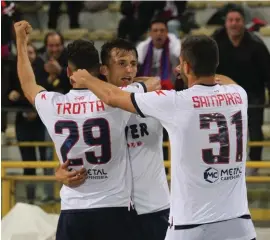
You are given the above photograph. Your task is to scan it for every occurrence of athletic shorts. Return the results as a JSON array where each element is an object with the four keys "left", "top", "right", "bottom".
[{"left": 165, "top": 216, "right": 256, "bottom": 240}]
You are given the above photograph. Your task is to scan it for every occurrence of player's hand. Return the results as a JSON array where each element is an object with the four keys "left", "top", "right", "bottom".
[
  {"left": 25, "top": 112, "right": 37, "bottom": 121},
  {"left": 215, "top": 74, "right": 236, "bottom": 85},
  {"left": 14, "top": 20, "right": 32, "bottom": 43},
  {"left": 55, "top": 160, "right": 88, "bottom": 188},
  {"left": 143, "top": 77, "right": 161, "bottom": 92},
  {"left": 134, "top": 77, "right": 154, "bottom": 82},
  {"left": 70, "top": 69, "right": 91, "bottom": 85},
  {"left": 45, "top": 59, "right": 62, "bottom": 75},
  {"left": 47, "top": 74, "right": 57, "bottom": 84},
  {"left": 8, "top": 90, "right": 21, "bottom": 102}
]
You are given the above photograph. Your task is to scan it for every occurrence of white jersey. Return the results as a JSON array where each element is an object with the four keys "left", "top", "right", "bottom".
[
  {"left": 132, "top": 84, "right": 250, "bottom": 225},
  {"left": 126, "top": 115, "right": 170, "bottom": 214},
  {"left": 35, "top": 83, "right": 145, "bottom": 210}
]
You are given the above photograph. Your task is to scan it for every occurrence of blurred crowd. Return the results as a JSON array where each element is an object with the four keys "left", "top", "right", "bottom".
[{"left": 1, "top": 1, "right": 270, "bottom": 203}]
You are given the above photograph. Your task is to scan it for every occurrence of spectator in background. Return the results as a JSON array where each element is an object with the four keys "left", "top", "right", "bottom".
[
  {"left": 118, "top": 1, "right": 166, "bottom": 43},
  {"left": 35, "top": 31, "right": 71, "bottom": 94},
  {"left": 1, "top": 0, "right": 16, "bottom": 141},
  {"left": 48, "top": 1, "right": 82, "bottom": 29},
  {"left": 212, "top": 6, "right": 270, "bottom": 174},
  {"left": 137, "top": 19, "right": 180, "bottom": 90},
  {"left": 1, "top": 1, "right": 15, "bottom": 49},
  {"left": 2, "top": 54, "right": 17, "bottom": 141},
  {"left": 160, "top": 1, "right": 187, "bottom": 37},
  {"left": 7, "top": 43, "right": 53, "bottom": 204}
]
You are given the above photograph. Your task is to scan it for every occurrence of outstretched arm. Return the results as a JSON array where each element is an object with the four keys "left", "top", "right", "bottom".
[
  {"left": 15, "top": 21, "right": 45, "bottom": 105},
  {"left": 71, "top": 70, "right": 161, "bottom": 113},
  {"left": 215, "top": 74, "right": 237, "bottom": 85}
]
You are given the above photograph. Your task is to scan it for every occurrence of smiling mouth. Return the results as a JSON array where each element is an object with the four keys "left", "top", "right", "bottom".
[{"left": 121, "top": 77, "right": 132, "bottom": 82}]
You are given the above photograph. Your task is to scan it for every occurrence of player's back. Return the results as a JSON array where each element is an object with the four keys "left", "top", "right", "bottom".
[
  {"left": 167, "top": 84, "right": 249, "bottom": 225},
  {"left": 35, "top": 89, "right": 132, "bottom": 210}
]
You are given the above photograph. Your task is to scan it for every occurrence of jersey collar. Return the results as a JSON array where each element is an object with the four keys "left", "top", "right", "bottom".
[{"left": 197, "top": 83, "right": 218, "bottom": 87}]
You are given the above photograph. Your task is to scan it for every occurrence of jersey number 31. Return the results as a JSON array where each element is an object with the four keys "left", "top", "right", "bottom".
[{"left": 200, "top": 111, "right": 243, "bottom": 164}]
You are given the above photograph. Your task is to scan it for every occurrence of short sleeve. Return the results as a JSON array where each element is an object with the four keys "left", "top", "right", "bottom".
[
  {"left": 121, "top": 82, "right": 147, "bottom": 93},
  {"left": 229, "top": 84, "right": 248, "bottom": 108},
  {"left": 131, "top": 90, "right": 177, "bottom": 123},
  {"left": 34, "top": 90, "right": 61, "bottom": 122}
]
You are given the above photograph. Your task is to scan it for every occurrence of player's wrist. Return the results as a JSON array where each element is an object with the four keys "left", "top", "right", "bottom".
[{"left": 16, "top": 38, "right": 27, "bottom": 47}]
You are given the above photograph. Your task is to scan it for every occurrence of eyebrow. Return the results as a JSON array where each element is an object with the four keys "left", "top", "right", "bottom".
[{"left": 117, "top": 59, "right": 137, "bottom": 63}]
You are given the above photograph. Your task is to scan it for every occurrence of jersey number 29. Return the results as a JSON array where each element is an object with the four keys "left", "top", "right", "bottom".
[{"left": 55, "top": 118, "right": 111, "bottom": 166}]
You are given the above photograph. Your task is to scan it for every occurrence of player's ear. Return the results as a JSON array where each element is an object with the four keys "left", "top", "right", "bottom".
[
  {"left": 183, "top": 61, "right": 189, "bottom": 75},
  {"left": 67, "top": 66, "right": 72, "bottom": 77},
  {"left": 100, "top": 65, "right": 109, "bottom": 77}
]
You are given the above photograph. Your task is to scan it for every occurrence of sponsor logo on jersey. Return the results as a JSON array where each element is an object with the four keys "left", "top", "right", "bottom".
[
  {"left": 125, "top": 123, "right": 149, "bottom": 140},
  {"left": 87, "top": 168, "right": 108, "bottom": 180},
  {"left": 41, "top": 93, "right": 46, "bottom": 100},
  {"left": 204, "top": 166, "right": 242, "bottom": 183},
  {"left": 155, "top": 90, "right": 166, "bottom": 96},
  {"left": 204, "top": 167, "right": 219, "bottom": 183}
]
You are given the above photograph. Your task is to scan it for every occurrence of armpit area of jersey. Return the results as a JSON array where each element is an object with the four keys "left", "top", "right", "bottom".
[
  {"left": 137, "top": 82, "right": 147, "bottom": 92},
  {"left": 130, "top": 93, "right": 145, "bottom": 118}
]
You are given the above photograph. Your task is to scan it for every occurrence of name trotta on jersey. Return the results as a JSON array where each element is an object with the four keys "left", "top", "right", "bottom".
[{"left": 56, "top": 100, "right": 106, "bottom": 115}]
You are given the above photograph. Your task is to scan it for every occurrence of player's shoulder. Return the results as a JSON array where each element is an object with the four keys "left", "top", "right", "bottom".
[
  {"left": 221, "top": 84, "right": 247, "bottom": 98},
  {"left": 35, "top": 90, "right": 64, "bottom": 106},
  {"left": 121, "top": 82, "right": 146, "bottom": 93},
  {"left": 159, "top": 89, "right": 194, "bottom": 110}
]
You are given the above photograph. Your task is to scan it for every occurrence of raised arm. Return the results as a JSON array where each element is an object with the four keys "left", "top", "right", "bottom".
[
  {"left": 15, "top": 21, "right": 45, "bottom": 105},
  {"left": 70, "top": 70, "right": 161, "bottom": 113}
]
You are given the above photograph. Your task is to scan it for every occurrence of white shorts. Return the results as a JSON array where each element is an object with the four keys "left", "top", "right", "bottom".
[{"left": 165, "top": 218, "right": 256, "bottom": 240}]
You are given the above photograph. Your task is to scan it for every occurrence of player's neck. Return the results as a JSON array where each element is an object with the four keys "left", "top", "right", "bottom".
[{"left": 190, "top": 76, "right": 216, "bottom": 87}]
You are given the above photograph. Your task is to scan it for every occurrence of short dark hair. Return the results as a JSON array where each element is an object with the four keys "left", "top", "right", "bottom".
[
  {"left": 44, "top": 31, "right": 64, "bottom": 46},
  {"left": 101, "top": 38, "right": 138, "bottom": 65},
  {"left": 181, "top": 35, "right": 219, "bottom": 77},
  {"left": 226, "top": 5, "right": 245, "bottom": 19},
  {"left": 67, "top": 39, "right": 100, "bottom": 75},
  {"left": 150, "top": 18, "right": 168, "bottom": 29}
]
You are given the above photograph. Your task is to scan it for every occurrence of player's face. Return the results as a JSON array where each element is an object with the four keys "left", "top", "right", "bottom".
[
  {"left": 27, "top": 45, "right": 36, "bottom": 64},
  {"left": 150, "top": 23, "right": 168, "bottom": 49},
  {"left": 102, "top": 49, "right": 138, "bottom": 87},
  {"left": 225, "top": 12, "right": 245, "bottom": 38},
  {"left": 46, "top": 35, "right": 64, "bottom": 59}
]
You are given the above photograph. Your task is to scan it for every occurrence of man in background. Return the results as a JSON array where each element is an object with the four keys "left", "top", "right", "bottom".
[
  {"left": 137, "top": 19, "right": 181, "bottom": 90},
  {"left": 36, "top": 31, "right": 71, "bottom": 94},
  {"left": 212, "top": 6, "right": 270, "bottom": 173}
]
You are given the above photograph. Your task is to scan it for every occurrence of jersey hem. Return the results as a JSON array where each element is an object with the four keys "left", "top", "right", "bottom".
[{"left": 60, "top": 206, "right": 129, "bottom": 213}]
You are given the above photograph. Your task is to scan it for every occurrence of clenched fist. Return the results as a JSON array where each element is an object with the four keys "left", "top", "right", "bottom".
[
  {"left": 70, "top": 69, "right": 92, "bottom": 86},
  {"left": 14, "top": 20, "right": 32, "bottom": 43}
]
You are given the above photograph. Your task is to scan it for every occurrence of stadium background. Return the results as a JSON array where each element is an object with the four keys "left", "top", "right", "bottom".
[{"left": 1, "top": 1, "right": 270, "bottom": 239}]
